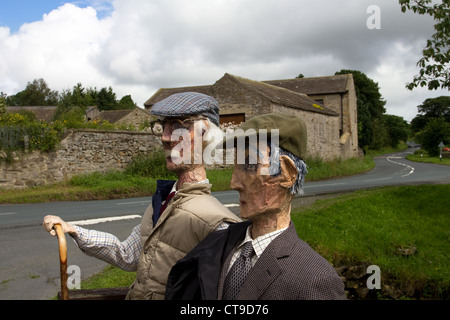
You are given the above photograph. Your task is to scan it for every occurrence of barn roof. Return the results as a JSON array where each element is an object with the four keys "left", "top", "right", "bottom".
[
  {"left": 265, "top": 74, "right": 349, "bottom": 95},
  {"left": 222, "top": 73, "right": 338, "bottom": 116},
  {"left": 143, "top": 73, "right": 349, "bottom": 117}
]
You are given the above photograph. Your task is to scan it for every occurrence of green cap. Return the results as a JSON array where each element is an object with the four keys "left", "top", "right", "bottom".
[{"left": 222, "top": 113, "right": 307, "bottom": 160}]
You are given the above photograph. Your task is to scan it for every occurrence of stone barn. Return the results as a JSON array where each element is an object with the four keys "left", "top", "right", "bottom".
[{"left": 145, "top": 73, "right": 358, "bottom": 161}]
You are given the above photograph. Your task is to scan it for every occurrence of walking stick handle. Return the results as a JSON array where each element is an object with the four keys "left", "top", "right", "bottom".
[{"left": 54, "top": 224, "right": 69, "bottom": 300}]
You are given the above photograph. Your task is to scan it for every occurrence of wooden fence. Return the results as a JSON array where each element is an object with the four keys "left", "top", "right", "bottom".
[{"left": 0, "top": 126, "right": 27, "bottom": 149}]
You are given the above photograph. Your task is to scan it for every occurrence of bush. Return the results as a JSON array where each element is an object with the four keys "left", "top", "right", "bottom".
[
  {"left": 125, "top": 149, "right": 176, "bottom": 179},
  {"left": 0, "top": 111, "right": 64, "bottom": 152},
  {"left": 1, "top": 107, "right": 136, "bottom": 153},
  {"left": 416, "top": 117, "right": 450, "bottom": 156}
]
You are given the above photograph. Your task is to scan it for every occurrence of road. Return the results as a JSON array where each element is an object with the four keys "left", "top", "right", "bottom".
[
  {"left": 1, "top": 148, "right": 450, "bottom": 300},
  {"left": 303, "top": 148, "right": 450, "bottom": 194}
]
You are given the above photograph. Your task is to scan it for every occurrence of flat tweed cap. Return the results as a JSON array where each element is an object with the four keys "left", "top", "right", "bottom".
[
  {"left": 223, "top": 113, "right": 308, "bottom": 160},
  {"left": 150, "top": 92, "right": 220, "bottom": 126}
]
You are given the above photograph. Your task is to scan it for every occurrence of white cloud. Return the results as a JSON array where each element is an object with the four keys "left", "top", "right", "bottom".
[
  {"left": 0, "top": 4, "right": 112, "bottom": 95},
  {"left": 0, "top": 0, "right": 447, "bottom": 120},
  {"left": 369, "top": 39, "right": 447, "bottom": 122}
]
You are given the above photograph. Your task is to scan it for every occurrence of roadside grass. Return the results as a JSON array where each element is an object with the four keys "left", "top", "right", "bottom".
[
  {"left": 291, "top": 184, "right": 450, "bottom": 299},
  {"left": 364, "top": 143, "right": 408, "bottom": 158},
  {"left": 406, "top": 149, "right": 450, "bottom": 166},
  {"left": 80, "top": 265, "right": 136, "bottom": 290},
  {"left": 0, "top": 173, "right": 158, "bottom": 204},
  {"left": 303, "top": 143, "right": 409, "bottom": 182},
  {"left": 304, "top": 155, "right": 373, "bottom": 181}
]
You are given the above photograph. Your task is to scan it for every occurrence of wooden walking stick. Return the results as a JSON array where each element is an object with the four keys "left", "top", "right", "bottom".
[{"left": 54, "top": 224, "right": 69, "bottom": 300}]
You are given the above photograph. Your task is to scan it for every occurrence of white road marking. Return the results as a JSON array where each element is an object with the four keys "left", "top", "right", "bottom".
[
  {"left": 68, "top": 214, "right": 142, "bottom": 226},
  {"left": 386, "top": 156, "right": 415, "bottom": 177},
  {"left": 116, "top": 200, "right": 150, "bottom": 206},
  {"left": 0, "top": 212, "right": 16, "bottom": 216},
  {"left": 305, "top": 183, "right": 346, "bottom": 188},
  {"left": 365, "top": 177, "right": 392, "bottom": 182}
]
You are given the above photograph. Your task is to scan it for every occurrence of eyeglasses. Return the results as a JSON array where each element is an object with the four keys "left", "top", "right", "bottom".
[{"left": 150, "top": 117, "right": 208, "bottom": 136}]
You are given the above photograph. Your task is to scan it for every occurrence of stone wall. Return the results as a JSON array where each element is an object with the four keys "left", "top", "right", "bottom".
[
  {"left": 0, "top": 129, "right": 161, "bottom": 189},
  {"left": 272, "top": 104, "right": 341, "bottom": 161}
]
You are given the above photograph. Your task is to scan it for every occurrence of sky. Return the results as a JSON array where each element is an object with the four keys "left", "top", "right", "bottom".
[{"left": 0, "top": 0, "right": 448, "bottom": 122}]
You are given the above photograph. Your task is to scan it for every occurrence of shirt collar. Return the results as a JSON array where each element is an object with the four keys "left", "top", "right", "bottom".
[{"left": 239, "top": 225, "right": 288, "bottom": 258}]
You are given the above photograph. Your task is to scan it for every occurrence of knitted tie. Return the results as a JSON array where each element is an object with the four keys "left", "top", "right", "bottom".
[
  {"left": 160, "top": 191, "right": 176, "bottom": 215},
  {"left": 222, "top": 241, "right": 254, "bottom": 300}
]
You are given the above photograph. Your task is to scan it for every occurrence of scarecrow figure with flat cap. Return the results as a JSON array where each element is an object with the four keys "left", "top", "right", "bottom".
[{"left": 43, "top": 92, "right": 241, "bottom": 300}]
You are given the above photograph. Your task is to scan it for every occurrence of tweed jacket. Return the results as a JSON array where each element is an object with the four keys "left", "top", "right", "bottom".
[{"left": 166, "top": 220, "right": 345, "bottom": 300}]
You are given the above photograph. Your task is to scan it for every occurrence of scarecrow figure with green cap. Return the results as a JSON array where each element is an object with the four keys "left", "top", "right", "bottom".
[
  {"left": 166, "top": 113, "right": 346, "bottom": 300},
  {"left": 43, "top": 92, "right": 241, "bottom": 300}
]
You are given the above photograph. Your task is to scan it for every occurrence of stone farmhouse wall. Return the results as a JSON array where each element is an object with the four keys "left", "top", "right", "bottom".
[
  {"left": 117, "top": 109, "right": 153, "bottom": 128},
  {"left": 306, "top": 84, "right": 359, "bottom": 159},
  {"left": 0, "top": 129, "right": 161, "bottom": 189},
  {"left": 272, "top": 104, "right": 342, "bottom": 161}
]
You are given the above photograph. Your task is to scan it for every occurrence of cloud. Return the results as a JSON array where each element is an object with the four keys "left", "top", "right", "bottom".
[
  {"left": 0, "top": 3, "right": 112, "bottom": 93},
  {"left": 0, "top": 0, "right": 447, "bottom": 121}
]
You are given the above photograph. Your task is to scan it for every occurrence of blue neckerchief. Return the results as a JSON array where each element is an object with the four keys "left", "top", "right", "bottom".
[{"left": 152, "top": 179, "right": 177, "bottom": 226}]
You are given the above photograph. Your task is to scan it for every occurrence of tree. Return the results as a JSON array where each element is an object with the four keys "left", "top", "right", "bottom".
[
  {"left": 410, "top": 96, "right": 450, "bottom": 133},
  {"left": 96, "top": 87, "right": 117, "bottom": 111},
  {"left": 6, "top": 78, "right": 59, "bottom": 106},
  {"left": 399, "top": 0, "right": 450, "bottom": 90},
  {"left": 410, "top": 114, "right": 429, "bottom": 134},
  {"left": 357, "top": 101, "right": 374, "bottom": 148},
  {"left": 384, "top": 114, "right": 411, "bottom": 147},
  {"left": 117, "top": 95, "right": 137, "bottom": 109},
  {"left": 371, "top": 117, "right": 389, "bottom": 150},
  {"left": 416, "top": 117, "right": 450, "bottom": 155},
  {"left": 59, "top": 83, "right": 97, "bottom": 108},
  {"left": 417, "top": 95, "right": 450, "bottom": 120}
]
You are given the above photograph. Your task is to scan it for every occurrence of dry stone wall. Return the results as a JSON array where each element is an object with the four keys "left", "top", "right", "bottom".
[{"left": 0, "top": 129, "right": 161, "bottom": 189}]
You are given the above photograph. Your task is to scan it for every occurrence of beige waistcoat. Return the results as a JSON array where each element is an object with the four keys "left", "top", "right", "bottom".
[{"left": 126, "top": 182, "right": 240, "bottom": 300}]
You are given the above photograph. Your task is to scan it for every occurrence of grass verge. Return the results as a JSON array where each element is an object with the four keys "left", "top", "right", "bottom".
[
  {"left": 303, "top": 155, "right": 373, "bottom": 181},
  {"left": 292, "top": 184, "right": 450, "bottom": 299},
  {"left": 406, "top": 149, "right": 450, "bottom": 166},
  {"left": 80, "top": 265, "right": 136, "bottom": 290}
]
